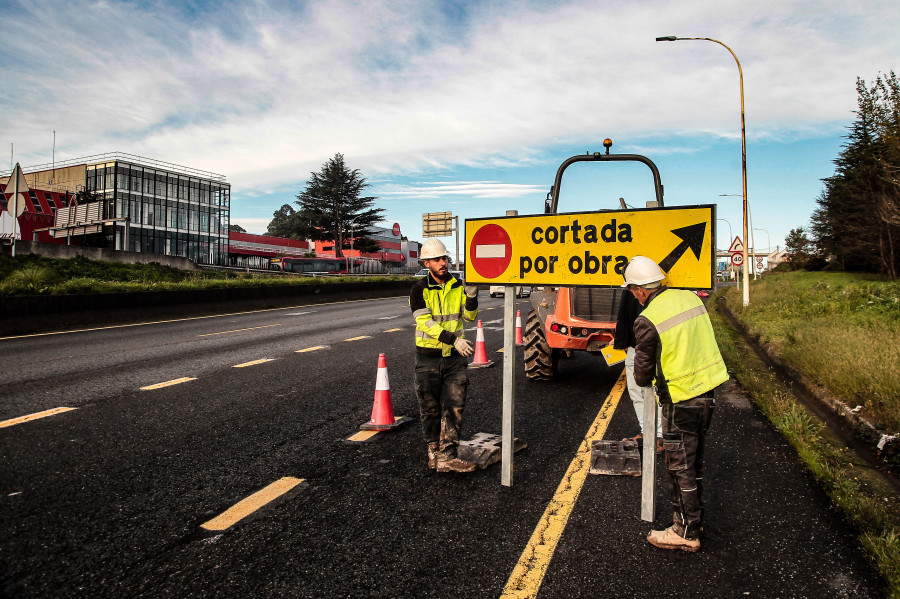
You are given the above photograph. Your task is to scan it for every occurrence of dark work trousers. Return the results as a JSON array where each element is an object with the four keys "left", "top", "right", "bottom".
[
  {"left": 414, "top": 353, "right": 469, "bottom": 460},
  {"left": 661, "top": 396, "right": 715, "bottom": 540}
]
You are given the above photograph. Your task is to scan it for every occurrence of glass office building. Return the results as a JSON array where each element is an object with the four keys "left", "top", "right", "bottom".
[{"left": 83, "top": 156, "right": 230, "bottom": 265}]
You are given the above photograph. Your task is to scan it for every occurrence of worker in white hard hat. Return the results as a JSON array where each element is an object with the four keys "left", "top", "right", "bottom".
[
  {"left": 623, "top": 255, "right": 728, "bottom": 552},
  {"left": 409, "top": 238, "right": 480, "bottom": 473}
]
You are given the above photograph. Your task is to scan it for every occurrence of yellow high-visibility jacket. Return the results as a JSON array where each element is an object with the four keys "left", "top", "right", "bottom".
[
  {"left": 634, "top": 287, "right": 728, "bottom": 403},
  {"left": 409, "top": 273, "right": 478, "bottom": 357}
]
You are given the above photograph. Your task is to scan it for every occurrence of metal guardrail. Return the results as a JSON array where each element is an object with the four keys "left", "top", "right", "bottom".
[{"left": 196, "top": 264, "right": 415, "bottom": 278}]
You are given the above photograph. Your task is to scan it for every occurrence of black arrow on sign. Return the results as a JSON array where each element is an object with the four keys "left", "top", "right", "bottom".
[{"left": 658, "top": 222, "right": 707, "bottom": 273}]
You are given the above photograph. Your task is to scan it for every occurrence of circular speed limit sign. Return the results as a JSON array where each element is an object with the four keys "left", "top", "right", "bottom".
[{"left": 731, "top": 252, "right": 744, "bottom": 266}]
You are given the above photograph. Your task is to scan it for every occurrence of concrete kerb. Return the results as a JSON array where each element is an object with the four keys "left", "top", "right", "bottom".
[{"left": 718, "top": 299, "right": 899, "bottom": 467}]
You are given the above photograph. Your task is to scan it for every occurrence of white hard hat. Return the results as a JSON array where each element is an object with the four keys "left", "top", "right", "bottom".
[
  {"left": 420, "top": 238, "right": 450, "bottom": 260},
  {"left": 621, "top": 256, "right": 666, "bottom": 287}
]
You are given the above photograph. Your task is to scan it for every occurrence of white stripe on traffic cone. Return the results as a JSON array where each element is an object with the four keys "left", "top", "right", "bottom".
[{"left": 469, "top": 320, "right": 495, "bottom": 369}]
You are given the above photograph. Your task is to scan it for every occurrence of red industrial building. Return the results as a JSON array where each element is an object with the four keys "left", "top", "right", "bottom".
[
  {"left": 0, "top": 182, "right": 76, "bottom": 245},
  {"left": 229, "top": 224, "right": 419, "bottom": 273}
]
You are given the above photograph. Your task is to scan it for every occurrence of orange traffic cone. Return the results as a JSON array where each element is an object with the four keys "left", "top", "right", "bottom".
[
  {"left": 468, "top": 320, "right": 495, "bottom": 369},
  {"left": 360, "top": 354, "right": 407, "bottom": 430},
  {"left": 515, "top": 310, "right": 524, "bottom": 346}
]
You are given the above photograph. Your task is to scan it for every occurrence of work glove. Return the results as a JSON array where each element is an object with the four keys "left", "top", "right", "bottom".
[
  {"left": 453, "top": 337, "right": 474, "bottom": 357},
  {"left": 464, "top": 284, "right": 479, "bottom": 298}
]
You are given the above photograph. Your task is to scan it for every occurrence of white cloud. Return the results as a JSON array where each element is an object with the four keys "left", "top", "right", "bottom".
[
  {"left": 2, "top": 0, "right": 897, "bottom": 195},
  {"left": 229, "top": 216, "right": 273, "bottom": 235},
  {"left": 380, "top": 181, "right": 545, "bottom": 199}
]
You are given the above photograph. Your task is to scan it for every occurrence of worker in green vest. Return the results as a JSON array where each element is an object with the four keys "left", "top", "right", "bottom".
[
  {"left": 410, "top": 238, "right": 480, "bottom": 473},
  {"left": 622, "top": 256, "right": 729, "bottom": 552}
]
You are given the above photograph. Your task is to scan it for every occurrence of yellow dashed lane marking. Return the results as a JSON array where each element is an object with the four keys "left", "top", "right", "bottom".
[
  {"left": 501, "top": 371, "right": 626, "bottom": 599},
  {"left": 383, "top": 328, "right": 404, "bottom": 333},
  {"left": 295, "top": 345, "right": 326, "bottom": 353},
  {"left": 140, "top": 377, "right": 197, "bottom": 390},
  {"left": 346, "top": 417, "right": 407, "bottom": 442},
  {"left": 233, "top": 358, "right": 275, "bottom": 368},
  {"left": 344, "top": 336, "right": 372, "bottom": 342},
  {"left": 198, "top": 324, "right": 281, "bottom": 337},
  {"left": 200, "top": 476, "right": 304, "bottom": 531},
  {"left": 0, "top": 407, "right": 77, "bottom": 429},
  {"left": 346, "top": 430, "right": 380, "bottom": 442}
]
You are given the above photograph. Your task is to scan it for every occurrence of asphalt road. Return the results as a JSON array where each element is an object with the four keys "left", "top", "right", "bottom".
[{"left": 0, "top": 295, "right": 885, "bottom": 598}]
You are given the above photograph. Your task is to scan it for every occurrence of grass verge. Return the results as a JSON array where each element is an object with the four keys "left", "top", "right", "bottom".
[
  {"left": 723, "top": 271, "right": 900, "bottom": 432},
  {"left": 711, "top": 288, "right": 900, "bottom": 597},
  {"left": 0, "top": 254, "right": 412, "bottom": 296}
]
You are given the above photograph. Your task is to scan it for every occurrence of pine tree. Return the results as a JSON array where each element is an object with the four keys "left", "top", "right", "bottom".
[
  {"left": 266, "top": 204, "right": 300, "bottom": 238},
  {"left": 811, "top": 73, "right": 900, "bottom": 279},
  {"left": 784, "top": 227, "right": 812, "bottom": 269},
  {"left": 292, "top": 154, "right": 384, "bottom": 258}
]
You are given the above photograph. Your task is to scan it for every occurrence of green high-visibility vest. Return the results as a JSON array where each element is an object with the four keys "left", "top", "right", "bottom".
[{"left": 640, "top": 289, "right": 728, "bottom": 403}]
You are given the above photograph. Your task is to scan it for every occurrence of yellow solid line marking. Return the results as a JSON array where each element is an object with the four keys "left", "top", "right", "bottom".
[
  {"left": 501, "top": 371, "right": 626, "bottom": 599},
  {"left": 140, "top": 377, "right": 197, "bottom": 390},
  {"left": 295, "top": 345, "right": 326, "bottom": 353},
  {"left": 200, "top": 476, "right": 304, "bottom": 532},
  {"left": 344, "top": 336, "right": 372, "bottom": 342},
  {"left": 233, "top": 358, "right": 275, "bottom": 368},
  {"left": 383, "top": 328, "right": 404, "bottom": 332},
  {"left": 198, "top": 324, "right": 281, "bottom": 337},
  {"left": 0, "top": 407, "right": 77, "bottom": 429}
]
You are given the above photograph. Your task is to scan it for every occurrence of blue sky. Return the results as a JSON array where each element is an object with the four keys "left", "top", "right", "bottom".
[{"left": 2, "top": 0, "right": 898, "bottom": 254}]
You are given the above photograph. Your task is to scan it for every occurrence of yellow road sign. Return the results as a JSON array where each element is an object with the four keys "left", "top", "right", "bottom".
[{"left": 465, "top": 206, "right": 716, "bottom": 288}]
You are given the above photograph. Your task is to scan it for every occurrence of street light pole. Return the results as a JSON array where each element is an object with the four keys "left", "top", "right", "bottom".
[
  {"left": 753, "top": 227, "right": 771, "bottom": 254},
  {"left": 717, "top": 218, "right": 733, "bottom": 285},
  {"left": 350, "top": 224, "right": 355, "bottom": 274},
  {"left": 657, "top": 35, "right": 750, "bottom": 305},
  {"left": 717, "top": 218, "right": 733, "bottom": 250}
]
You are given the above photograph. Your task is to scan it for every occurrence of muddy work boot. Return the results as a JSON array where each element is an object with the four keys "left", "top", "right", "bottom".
[
  {"left": 647, "top": 526, "right": 700, "bottom": 552},
  {"left": 427, "top": 443, "right": 439, "bottom": 470},
  {"left": 436, "top": 456, "right": 476, "bottom": 473}
]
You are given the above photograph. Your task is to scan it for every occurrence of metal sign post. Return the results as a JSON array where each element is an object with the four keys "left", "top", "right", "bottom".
[
  {"left": 501, "top": 287, "right": 516, "bottom": 486},
  {"left": 641, "top": 388, "right": 659, "bottom": 521}
]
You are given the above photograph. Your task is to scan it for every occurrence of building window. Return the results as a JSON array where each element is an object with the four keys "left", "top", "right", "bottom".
[{"left": 30, "top": 191, "right": 43, "bottom": 213}]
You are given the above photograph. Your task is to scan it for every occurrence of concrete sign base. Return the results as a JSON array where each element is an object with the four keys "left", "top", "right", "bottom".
[
  {"left": 590, "top": 440, "right": 641, "bottom": 476},
  {"left": 458, "top": 433, "right": 527, "bottom": 469}
]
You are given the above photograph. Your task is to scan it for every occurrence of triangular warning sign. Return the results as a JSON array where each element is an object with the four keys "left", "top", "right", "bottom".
[
  {"left": 728, "top": 236, "right": 744, "bottom": 253},
  {"left": 3, "top": 163, "right": 30, "bottom": 218}
]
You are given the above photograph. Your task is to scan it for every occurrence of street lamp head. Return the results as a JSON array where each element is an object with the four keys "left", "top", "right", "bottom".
[{"left": 656, "top": 36, "right": 678, "bottom": 42}]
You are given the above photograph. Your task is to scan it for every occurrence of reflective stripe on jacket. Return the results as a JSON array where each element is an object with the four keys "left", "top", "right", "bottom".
[
  {"left": 410, "top": 273, "right": 478, "bottom": 357},
  {"left": 634, "top": 288, "right": 728, "bottom": 403}
]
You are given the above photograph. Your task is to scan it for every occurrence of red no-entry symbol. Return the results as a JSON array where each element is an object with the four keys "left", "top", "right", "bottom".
[{"left": 469, "top": 224, "right": 512, "bottom": 279}]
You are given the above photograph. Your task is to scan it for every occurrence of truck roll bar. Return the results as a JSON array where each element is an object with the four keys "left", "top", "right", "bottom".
[{"left": 545, "top": 152, "right": 665, "bottom": 214}]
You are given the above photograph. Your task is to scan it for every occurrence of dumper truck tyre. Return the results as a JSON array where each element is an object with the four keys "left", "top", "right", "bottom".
[{"left": 524, "top": 309, "right": 558, "bottom": 380}]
